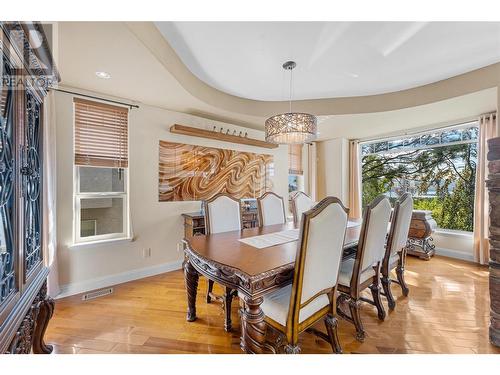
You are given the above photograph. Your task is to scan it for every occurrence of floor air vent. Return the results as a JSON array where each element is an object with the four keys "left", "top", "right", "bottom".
[{"left": 82, "top": 287, "right": 113, "bottom": 301}]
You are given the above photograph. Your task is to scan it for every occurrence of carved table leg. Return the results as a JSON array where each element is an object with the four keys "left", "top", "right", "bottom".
[
  {"left": 184, "top": 258, "right": 199, "bottom": 322},
  {"left": 241, "top": 295, "right": 270, "bottom": 354},
  {"left": 32, "top": 291, "right": 54, "bottom": 354}
]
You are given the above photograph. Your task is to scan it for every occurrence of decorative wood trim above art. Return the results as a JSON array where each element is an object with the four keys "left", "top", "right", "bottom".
[
  {"left": 170, "top": 124, "right": 278, "bottom": 149},
  {"left": 159, "top": 141, "right": 274, "bottom": 202}
]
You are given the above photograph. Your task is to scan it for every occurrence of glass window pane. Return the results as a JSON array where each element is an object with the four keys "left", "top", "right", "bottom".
[
  {"left": 79, "top": 167, "right": 125, "bottom": 193},
  {"left": 361, "top": 144, "right": 372, "bottom": 155},
  {"left": 441, "top": 129, "right": 461, "bottom": 143},
  {"left": 462, "top": 127, "right": 479, "bottom": 141},
  {"left": 388, "top": 139, "right": 404, "bottom": 150},
  {"left": 373, "top": 141, "right": 388, "bottom": 153},
  {"left": 80, "top": 197, "right": 124, "bottom": 237},
  {"left": 421, "top": 133, "right": 440, "bottom": 145},
  {"left": 288, "top": 175, "right": 298, "bottom": 193},
  {"left": 404, "top": 137, "right": 420, "bottom": 148}
]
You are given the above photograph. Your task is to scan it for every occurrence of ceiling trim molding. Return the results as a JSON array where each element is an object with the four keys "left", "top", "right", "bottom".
[{"left": 126, "top": 22, "right": 500, "bottom": 117}]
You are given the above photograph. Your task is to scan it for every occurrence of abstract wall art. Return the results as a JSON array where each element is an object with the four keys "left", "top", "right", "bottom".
[{"left": 159, "top": 141, "right": 274, "bottom": 202}]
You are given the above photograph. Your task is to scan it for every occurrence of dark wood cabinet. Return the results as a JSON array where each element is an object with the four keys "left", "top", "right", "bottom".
[
  {"left": 406, "top": 210, "right": 437, "bottom": 260},
  {"left": 182, "top": 209, "right": 259, "bottom": 239},
  {"left": 0, "top": 22, "right": 58, "bottom": 354}
]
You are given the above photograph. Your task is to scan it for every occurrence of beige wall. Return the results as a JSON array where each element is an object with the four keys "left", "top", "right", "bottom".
[
  {"left": 316, "top": 138, "right": 349, "bottom": 203},
  {"left": 55, "top": 90, "right": 288, "bottom": 296}
]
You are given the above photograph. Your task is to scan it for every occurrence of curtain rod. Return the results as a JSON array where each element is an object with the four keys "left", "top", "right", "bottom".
[{"left": 50, "top": 88, "right": 140, "bottom": 109}]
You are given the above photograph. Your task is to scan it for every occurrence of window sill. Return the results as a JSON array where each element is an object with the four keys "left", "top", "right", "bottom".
[
  {"left": 69, "top": 236, "right": 134, "bottom": 250},
  {"left": 434, "top": 229, "right": 473, "bottom": 238}
]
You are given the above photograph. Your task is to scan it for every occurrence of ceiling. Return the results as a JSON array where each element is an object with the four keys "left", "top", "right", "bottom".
[
  {"left": 156, "top": 22, "right": 500, "bottom": 101},
  {"left": 55, "top": 22, "right": 498, "bottom": 140},
  {"left": 56, "top": 22, "right": 264, "bottom": 129}
]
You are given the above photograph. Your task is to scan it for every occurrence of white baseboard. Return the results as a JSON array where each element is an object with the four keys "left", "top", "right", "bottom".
[
  {"left": 56, "top": 259, "right": 183, "bottom": 299},
  {"left": 434, "top": 247, "right": 474, "bottom": 262}
]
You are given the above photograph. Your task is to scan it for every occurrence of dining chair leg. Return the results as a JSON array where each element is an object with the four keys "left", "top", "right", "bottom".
[
  {"left": 348, "top": 298, "right": 365, "bottom": 342},
  {"left": 206, "top": 279, "right": 214, "bottom": 303},
  {"left": 381, "top": 275, "right": 396, "bottom": 310},
  {"left": 396, "top": 251, "right": 410, "bottom": 296},
  {"left": 324, "top": 314, "right": 342, "bottom": 354},
  {"left": 284, "top": 344, "right": 301, "bottom": 354},
  {"left": 370, "top": 281, "right": 386, "bottom": 321},
  {"left": 223, "top": 287, "right": 233, "bottom": 332}
]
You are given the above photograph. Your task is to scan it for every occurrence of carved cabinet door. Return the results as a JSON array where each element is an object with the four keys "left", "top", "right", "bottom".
[
  {"left": 0, "top": 59, "right": 19, "bottom": 322},
  {"left": 21, "top": 88, "right": 43, "bottom": 286}
]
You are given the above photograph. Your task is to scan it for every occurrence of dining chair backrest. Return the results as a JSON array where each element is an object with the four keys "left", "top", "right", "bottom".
[
  {"left": 387, "top": 193, "right": 413, "bottom": 257},
  {"left": 204, "top": 193, "right": 242, "bottom": 234},
  {"left": 257, "top": 192, "right": 286, "bottom": 226},
  {"left": 356, "top": 195, "right": 392, "bottom": 275},
  {"left": 291, "top": 191, "right": 315, "bottom": 224},
  {"left": 287, "top": 197, "right": 349, "bottom": 328}
]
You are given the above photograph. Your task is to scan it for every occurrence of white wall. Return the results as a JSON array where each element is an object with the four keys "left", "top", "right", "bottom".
[{"left": 55, "top": 90, "right": 288, "bottom": 297}]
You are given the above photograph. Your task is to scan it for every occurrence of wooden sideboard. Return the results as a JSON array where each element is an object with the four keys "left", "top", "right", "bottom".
[
  {"left": 406, "top": 210, "right": 437, "bottom": 260},
  {"left": 182, "top": 209, "right": 259, "bottom": 238},
  {"left": 0, "top": 22, "right": 58, "bottom": 354}
]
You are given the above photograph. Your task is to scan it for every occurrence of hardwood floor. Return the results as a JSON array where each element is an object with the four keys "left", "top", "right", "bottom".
[{"left": 45, "top": 255, "right": 500, "bottom": 354}]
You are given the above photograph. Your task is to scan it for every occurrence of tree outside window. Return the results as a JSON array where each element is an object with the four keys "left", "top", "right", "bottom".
[{"left": 361, "top": 124, "right": 478, "bottom": 232}]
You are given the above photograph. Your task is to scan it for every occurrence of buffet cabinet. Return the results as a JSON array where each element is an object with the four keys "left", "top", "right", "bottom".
[
  {"left": 182, "top": 209, "right": 259, "bottom": 239},
  {"left": 0, "top": 22, "right": 58, "bottom": 354},
  {"left": 406, "top": 210, "right": 437, "bottom": 260}
]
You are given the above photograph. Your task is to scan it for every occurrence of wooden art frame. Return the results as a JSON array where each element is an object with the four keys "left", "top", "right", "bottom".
[{"left": 158, "top": 141, "right": 274, "bottom": 202}]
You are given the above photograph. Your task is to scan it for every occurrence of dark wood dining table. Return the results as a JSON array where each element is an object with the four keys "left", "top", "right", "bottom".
[{"left": 182, "top": 220, "right": 362, "bottom": 354}]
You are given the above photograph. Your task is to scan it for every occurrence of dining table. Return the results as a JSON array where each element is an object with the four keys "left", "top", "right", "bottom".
[{"left": 182, "top": 220, "right": 362, "bottom": 354}]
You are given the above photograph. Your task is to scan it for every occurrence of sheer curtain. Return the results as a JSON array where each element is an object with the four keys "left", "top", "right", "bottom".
[
  {"left": 43, "top": 91, "right": 60, "bottom": 297},
  {"left": 306, "top": 142, "right": 317, "bottom": 201},
  {"left": 348, "top": 140, "right": 362, "bottom": 219},
  {"left": 474, "top": 112, "right": 497, "bottom": 265}
]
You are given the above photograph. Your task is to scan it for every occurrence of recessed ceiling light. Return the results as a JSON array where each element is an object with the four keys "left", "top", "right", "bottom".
[
  {"left": 348, "top": 73, "right": 359, "bottom": 78},
  {"left": 95, "top": 71, "right": 111, "bottom": 79}
]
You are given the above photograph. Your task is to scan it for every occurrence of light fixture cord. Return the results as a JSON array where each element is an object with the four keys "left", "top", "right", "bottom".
[{"left": 289, "top": 67, "right": 293, "bottom": 113}]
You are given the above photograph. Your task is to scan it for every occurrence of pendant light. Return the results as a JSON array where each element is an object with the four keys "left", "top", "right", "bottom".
[{"left": 265, "top": 61, "right": 317, "bottom": 144}]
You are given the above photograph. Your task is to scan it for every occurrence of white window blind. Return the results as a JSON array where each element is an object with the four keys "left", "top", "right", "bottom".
[
  {"left": 288, "top": 144, "right": 303, "bottom": 175},
  {"left": 74, "top": 98, "right": 129, "bottom": 168}
]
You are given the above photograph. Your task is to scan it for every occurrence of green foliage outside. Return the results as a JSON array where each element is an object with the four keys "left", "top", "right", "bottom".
[{"left": 361, "top": 143, "right": 476, "bottom": 232}]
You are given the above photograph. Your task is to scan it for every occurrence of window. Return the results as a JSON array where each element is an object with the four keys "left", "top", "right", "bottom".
[
  {"left": 288, "top": 175, "right": 299, "bottom": 193},
  {"left": 288, "top": 144, "right": 303, "bottom": 175},
  {"left": 360, "top": 122, "right": 478, "bottom": 232},
  {"left": 288, "top": 144, "right": 304, "bottom": 194},
  {"left": 73, "top": 98, "right": 130, "bottom": 244}
]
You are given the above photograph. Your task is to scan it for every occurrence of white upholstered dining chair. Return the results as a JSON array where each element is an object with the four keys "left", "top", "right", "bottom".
[
  {"left": 290, "top": 191, "right": 315, "bottom": 225},
  {"left": 203, "top": 193, "right": 242, "bottom": 331},
  {"left": 381, "top": 193, "right": 413, "bottom": 309},
  {"left": 337, "top": 195, "right": 392, "bottom": 341},
  {"left": 257, "top": 192, "right": 286, "bottom": 226},
  {"left": 260, "top": 197, "right": 349, "bottom": 354},
  {"left": 204, "top": 193, "right": 242, "bottom": 234}
]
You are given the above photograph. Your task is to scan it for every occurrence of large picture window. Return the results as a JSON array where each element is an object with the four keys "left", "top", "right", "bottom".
[
  {"left": 288, "top": 144, "right": 303, "bottom": 193},
  {"left": 360, "top": 122, "right": 478, "bottom": 232},
  {"left": 73, "top": 98, "right": 130, "bottom": 244}
]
